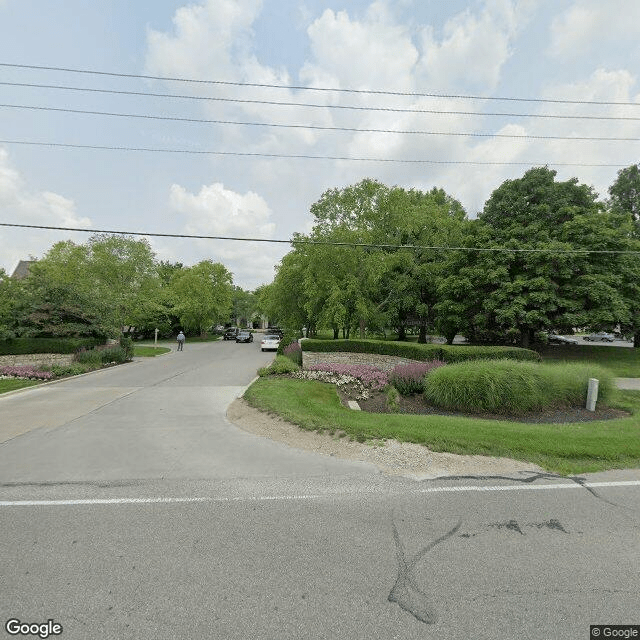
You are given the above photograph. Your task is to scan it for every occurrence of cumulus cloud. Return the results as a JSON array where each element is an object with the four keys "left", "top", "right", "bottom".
[
  {"left": 165, "top": 181, "right": 284, "bottom": 288},
  {"left": 0, "top": 148, "right": 92, "bottom": 273},
  {"left": 549, "top": 1, "right": 640, "bottom": 59}
]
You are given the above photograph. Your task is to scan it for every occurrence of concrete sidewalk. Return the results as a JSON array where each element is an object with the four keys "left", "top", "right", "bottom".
[{"left": 616, "top": 378, "right": 640, "bottom": 390}]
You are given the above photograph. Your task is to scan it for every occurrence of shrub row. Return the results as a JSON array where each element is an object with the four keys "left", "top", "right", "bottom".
[
  {"left": 423, "top": 359, "right": 615, "bottom": 415},
  {"left": 301, "top": 339, "right": 541, "bottom": 363},
  {"left": 0, "top": 337, "right": 103, "bottom": 355}
]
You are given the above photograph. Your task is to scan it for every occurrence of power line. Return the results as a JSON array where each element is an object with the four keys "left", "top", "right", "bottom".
[
  {"left": 2, "top": 81, "right": 639, "bottom": 121},
  {"left": 0, "top": 139, "right": 632, "bottom": 167},
  {"left": 2, "top": 223, "right": 639, "bottom": 254},
  {"left": 2, "top": 103, "right": 639, "bottom": 142},
  {"left": 1, "top": 62, "right": 638, "bottom": 107}
]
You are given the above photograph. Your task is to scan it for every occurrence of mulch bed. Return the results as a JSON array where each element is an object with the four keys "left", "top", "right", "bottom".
[{"left": 336, "top": 384, "right": 630, "bottom": 424}]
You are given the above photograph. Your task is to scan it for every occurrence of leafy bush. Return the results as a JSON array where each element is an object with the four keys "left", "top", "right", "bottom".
[
  {"left": 389, "top": 360, "right": 446, "bottom": 395},
  {"left": 119, "top": 335, "right": 134, "bottom": 360},
  {"left": 423, "top": 359, "right": 615, "bottom": 415},
  {"left": 258, "top": 355, "right": 301, "bottom": 377},
  {"left": 0, "top": 366, "right": 54, "bottom": 380},
  {"left": 283, "top": 341, "right": 302, "bottom": 366},
  {"left": 301, "top": 339, "right": 540, "bottom": 363},
  {"left": 50, "top": 363, "right": 92, "bottom": 377},
  {"left": 306, "top": 363, "right": 389, "bottom": 390},
  {"left": 0, "top": 337, "right": 102, "bottom": 355},
  {"left": 74, "top": 345, "right": 129, "bottom": 366},
  {"left": 386, "top": 386, "right": 400, "bottom": 411}
]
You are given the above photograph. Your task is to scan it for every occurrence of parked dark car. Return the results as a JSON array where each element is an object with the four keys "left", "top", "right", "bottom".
[
  {"left": 267, "top": 327, "right": 283, "bottom": 338},
  {"left": 235, "top": 331, "right": 253, "bottom": 343},
  {"left": 223, "top": 327, "right": 240, "bottom": 340}
]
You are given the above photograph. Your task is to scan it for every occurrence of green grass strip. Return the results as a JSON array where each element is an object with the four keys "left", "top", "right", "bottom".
[
  {"left": 133, "top": 346, "right": 172, "bottom": 357},
  {"left": 244, "top": 377, "right": 640, "bottom": 476},
  {"left": 0, "top": 379, "right": 42, "bottom": 394}
]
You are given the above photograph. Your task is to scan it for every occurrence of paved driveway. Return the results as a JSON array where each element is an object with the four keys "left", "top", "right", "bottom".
[{"left": 1, "top": 341, "right": 639, "bottom": 640}]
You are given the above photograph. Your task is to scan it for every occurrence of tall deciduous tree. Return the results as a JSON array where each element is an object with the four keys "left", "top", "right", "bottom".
[
  {"left": 170, "top": 260, "right": 233, "bottom": 337},
  {"left": 438, "top": 167, "right": 632, "bottom": 347}
]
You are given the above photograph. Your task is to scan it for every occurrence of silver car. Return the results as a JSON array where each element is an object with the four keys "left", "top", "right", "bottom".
[{"left": 584, "top": 332, "right": 615, "bottom": 342}]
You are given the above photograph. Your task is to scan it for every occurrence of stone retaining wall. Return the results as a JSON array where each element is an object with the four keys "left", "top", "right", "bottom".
[
  {"left": 0, "top": 353, "right": 75, "bottom": 368},
  {"left": 302, "top": 351, "right": 421, "bottom": 372}
]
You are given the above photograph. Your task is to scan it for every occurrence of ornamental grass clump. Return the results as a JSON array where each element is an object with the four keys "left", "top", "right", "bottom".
[
  {"left": 283, "top": 341, "right": 302, "bottom": 366},
  {"left": 389, "top": 360, "right": 446, "bottom": 395},
  {"left": 0, "top": 366, "right": 54, "bottom": 380},
  {"left": 423, "top": 359, "right": 616, "bottom": 415},
  {"left": 306, "top": 363, "right": 388, "bottom": 390}
]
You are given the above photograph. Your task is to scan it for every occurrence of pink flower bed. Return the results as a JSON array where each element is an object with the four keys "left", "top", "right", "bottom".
[
  {"left": 0, "top": 366, "right": 54, "bottom": 380},
  {"left": 306, "top": 363, "right": 388, "bottom": 390}
]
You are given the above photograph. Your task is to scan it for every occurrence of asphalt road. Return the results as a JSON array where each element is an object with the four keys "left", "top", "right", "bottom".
[{"left": 1, "top": 340, "right": 639, "bottom": 640}]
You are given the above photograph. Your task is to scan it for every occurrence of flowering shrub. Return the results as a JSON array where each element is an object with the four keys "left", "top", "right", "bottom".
[
  {"left": 289, "top": 369, "right": 370, "bottom": 400},
  {"left": 306, "top": 363, "right": 388, "bottom": 391},
  {"left": 283, "top": 341, "right": 302, "bottom": 366},
  {"left": 0, "top": 366, "right": 54, "bottom": 380},
  {"left": 389, "top": 360, "right": 446, "bottom": 396}
]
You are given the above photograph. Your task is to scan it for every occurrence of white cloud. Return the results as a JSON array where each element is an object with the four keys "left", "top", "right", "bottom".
[
  {"left": 145, "top": 0, "right": 263, "bottom": 80},
  {"left": 166, "top": 181, "right": 284, "bottom": 289},
  {"left": 549, "top": 1, "right": 640, "bottom": 59},
  {"left": 418, "top": 0, "right": 532, "bottom": 92},
  {"left": 0, "top": 148, "right": 92, "bottom": 274}
]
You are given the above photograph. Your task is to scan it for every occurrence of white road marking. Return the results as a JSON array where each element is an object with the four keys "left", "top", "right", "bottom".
[{"left": 0, "top": 480, "right": 638, "bottom": 506}]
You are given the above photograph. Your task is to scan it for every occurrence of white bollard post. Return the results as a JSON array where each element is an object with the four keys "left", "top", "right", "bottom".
[
  {"left": 586, "top": 378, "right": 599, "bottom": 412},
  {"left": 154, "top": 328, "right": 159, "bottom": 348}
]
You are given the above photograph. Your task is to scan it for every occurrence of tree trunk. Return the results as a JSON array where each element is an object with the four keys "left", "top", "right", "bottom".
[
  {"left": 398, "top": 325, "right": 406, "bottom": 341},
  {"left": 333, "top": 325, "right": 339, "bottom": 340},
  {"left": 359, "top": 318, "right": 366, "bottom": 339},
  {"left": 634, "top": 331, "right": 640, "bottom": 348},
  {"left": 520, "top": 328, "right": 532, "bottom": 349},
  {"left": 418, "top": 323, "right": 427, "bottom": 344}
]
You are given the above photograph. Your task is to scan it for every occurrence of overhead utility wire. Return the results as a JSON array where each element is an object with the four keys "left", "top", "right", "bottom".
[
  {"left": 2, "top": 223, "right": 639, "bottom": 254},
  {"left": 1, "top": 81, "right": 638, "bottom": 122},
  {"left": 0, "top": 139, "right": 630, "bottom": 167},
  {"left": 1, "top": 62, "right": 638, "bottom": 107},
  {"left": 1, "top": 103, "right": 638, "bottom": 142}
]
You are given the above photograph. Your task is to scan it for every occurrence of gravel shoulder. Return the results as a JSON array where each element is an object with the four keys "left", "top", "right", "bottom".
[{"left": 226, "top": 398, "right": 543, "bottom": 480}]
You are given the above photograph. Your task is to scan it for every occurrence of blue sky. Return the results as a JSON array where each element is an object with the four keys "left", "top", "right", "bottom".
[{"left": 1, "top": 0, "right": 639, "bottom": 289}]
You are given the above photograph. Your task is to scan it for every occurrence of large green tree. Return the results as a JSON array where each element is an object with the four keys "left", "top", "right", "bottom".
[
  {"left": 170, "top": 260, "right": 233, "bottom": 337},
  {"left": 608, "top": 164, "right": 640, "bottom": 346},
  {"left": 438, "top": 167, "right": 632, "bottom": 347}
]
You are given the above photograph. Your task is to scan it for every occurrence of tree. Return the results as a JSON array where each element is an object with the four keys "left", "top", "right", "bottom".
[
  {"left": 609, "top": 164, "right": 640, "bottom": 226},
  {"left": 438, "top": 167, "right": 632, "bottom": 347},
  {"left": 21, "top": 235, "right": 163, "bottom": 338},
  {"left": 170, "top": 260, "right": 233, "bottom": 337},
  {"left": 607, "top": 164, "right": 640, "bottom": 347}
]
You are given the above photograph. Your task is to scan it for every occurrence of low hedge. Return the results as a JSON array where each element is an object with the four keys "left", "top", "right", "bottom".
[
  {"left": 300, "top": 339, "right": 540, "bottom": 363},
  {"left": 423, "top": 359, "right": 615, "bottom": 415},
  {"left": 0, "top": 337, "right": 103, "bottom": 355}
]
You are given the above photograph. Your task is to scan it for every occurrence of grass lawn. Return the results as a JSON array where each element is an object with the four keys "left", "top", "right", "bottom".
[
  {"left": 244, "top": 377, "right": 640, "bottom": 475},
  {"left": 539, "top": 345, "right": 640, "bottom": 377},
  {"left": 0, "top": 379, "right": 42, "bottom": 394},
  {"left": 133, "top": 346, "right": 172, "bottom": 357}
]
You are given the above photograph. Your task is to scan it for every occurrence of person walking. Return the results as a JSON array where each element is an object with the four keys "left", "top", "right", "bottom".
[{"left": 176, "top": 330, "right": 186, "bottom": 351}]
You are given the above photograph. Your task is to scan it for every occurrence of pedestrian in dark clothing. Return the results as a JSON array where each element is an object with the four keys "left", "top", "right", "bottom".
[{"left": 177, "top": 331, "right": 185, "bottom": 351}]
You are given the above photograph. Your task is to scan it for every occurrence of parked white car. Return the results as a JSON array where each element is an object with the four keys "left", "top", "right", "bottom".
[{"left": 260, "top": 334, "right": 281, "bottom": 352}]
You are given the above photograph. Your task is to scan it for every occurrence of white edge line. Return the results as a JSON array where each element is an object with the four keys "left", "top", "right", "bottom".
[{"left": 0, "top": 481, "right": 638, "bottom": 506}]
